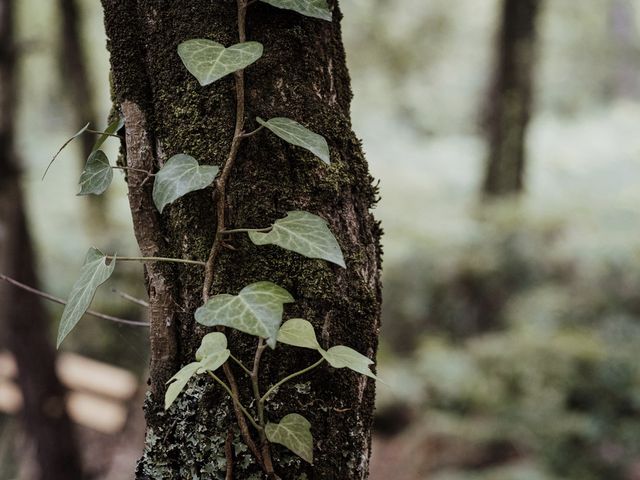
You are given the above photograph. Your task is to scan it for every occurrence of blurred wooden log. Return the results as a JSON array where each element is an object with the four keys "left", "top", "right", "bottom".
[{"left": 0, "top": 351, "right": 140, "bottom": 434}]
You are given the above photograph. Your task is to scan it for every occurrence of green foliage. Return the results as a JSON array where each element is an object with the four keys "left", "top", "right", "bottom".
[
  {"left": 78, "top": 150, "right": 113, "bottom": 196},
  {"left": 259, "top": 0, "right": 332, "bottom": 21},
  {"left": 257, "top": 117, "right": 330, "bottom": 164},
  {"left": 92, "top": 115, "right": 124, "bottom": 152},
  {"left": 248, "top": 211, "right": 345, "bottom": 267},
  {"left": 195, "top": 281, "right": 294, "bottom": 348},
  {"left": 277, "top": 318, "right": 321, "bottom": 350},
  {"left": 321, "top": 345, "right": 377, "bottom": 380},
  {"left": 265, "top": 413, "right": 314, "bottom": 464},
  {"left": 152, "top": 153, "right": 219, "bottom": 213},
  {"left": 47, "top": 2, "right": 372, "bottom": 474},
  {"left": 178, "top": 39, "right": 263, "bottom": 86},
  {"left": 165, "top": 332, "right": 230, "bottom": 409},
  {"left": 57, "top": 248, "right": 116, "bottom": 348},
  {"left": 164, "top": 362, "right": 201, "bottom": 410}
]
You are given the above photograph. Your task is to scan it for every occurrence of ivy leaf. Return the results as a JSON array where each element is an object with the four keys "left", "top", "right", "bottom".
[
  {"left": 248, "top": 211, "right": 345, "bottom": 268},
  {"left": 92, "top": 115, "right": 124, "bottom": 152},
  {"left": 195, "top": 332, "right": 230, "bottom": 374},
  {"left": 320, "top": 346, "right": 377, "bottom": 380},
  {"left": 195, "top": 281, "right": 294, "bottom": 348},
  {"left": 195, "top": 332, "right": 228, "bottom": 361},
  {"left": 259, "top": 0, "right": 332, "bottom": 21},
  {"left": 257, "top": 117, "right": 330, "bottom": 164},
  {"left": 197, "top": 350, "right": 230, "bottom": 374},
  {"left": 152, "top": 154, "right": 219, "bottom": 213},
  {"left": 178, "top": 39, "right": 263, "bottom": 86},
  {"left": 164, "top": 362, "right": 201, "bottom": 410},
  {"left": 265, "top": 413, "right": 314, "bottom": 464},
  {"left": 78, "top": 150, "right": 113, "bottom": 196},
  {"left": 57, "top": 248, "right": 116, "bottom": 348},
  {"left": 277, "top": 318, "right": 321, "bottom": 350}
]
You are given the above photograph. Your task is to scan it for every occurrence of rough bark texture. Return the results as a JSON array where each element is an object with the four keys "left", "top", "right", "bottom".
[
  {"left": 0, "top": 0, "right": 83, "bottom": 478},
  {"left": 58, "top": 0, "right": 107, "bottom": 226},
  {"left": 101, "top": 1, "right": 382, "bottom": 479},
  {"left": 482, "top": 0, "right": 541, "bottom": 196}
]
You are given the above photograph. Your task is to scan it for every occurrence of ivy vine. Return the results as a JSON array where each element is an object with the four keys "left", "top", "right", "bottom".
[{"left": 42, "top": 0, "right": 378, "bottom": 477}]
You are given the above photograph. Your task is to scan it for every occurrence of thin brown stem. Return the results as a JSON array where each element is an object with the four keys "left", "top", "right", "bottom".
[
  {"left": 112, "top": 165, "right": 155, "bottom": 175},
  {"left": 111, "top": 288, "right": 149, "bottom": 308},
  {"left": 202, "top": 0, "right": 248, "bottom": 301},
  {"left": 221, "top": 361, "right": 264, "bottom": 468},
  {"left": 239, "top": 125, "right": 264, "bottom": 139},
  {"left": 0, "top": 273, "right": 148, "bottom": 327},
  {"left": 221, "top": 226, "right": 271, "bottom": 235},
  {"left": 197, "top": 0, "right": 273, "bottom": 475},
  {"left": 251, "top": 338, "right": 277, "bottom": 477},
  {"left": 225, "top": 429, "right": 234, "bottom": 480},
  {"left": 107, "top": 256, "right": 206, "bottom": 267},
  {"left": 85, "top": 128, "right": 123, "bottom": 140}
]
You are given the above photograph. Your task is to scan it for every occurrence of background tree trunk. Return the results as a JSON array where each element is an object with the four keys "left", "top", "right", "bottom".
[
  {"left": 0, "top": 0, "right": 83, "bottom": 478},
  {"left": 482, "top": 0, "right": 542, "bottom": 197},
  {"left": 58, "top": 0, "right": 108, "bottom": 228},
  {"left": 101, "top": 0, "right": 382, "bottom": 478}
]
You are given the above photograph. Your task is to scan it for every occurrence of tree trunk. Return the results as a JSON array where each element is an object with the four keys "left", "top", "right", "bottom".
[
  {"left": 58, "top": 0, "right": 108, "bottom": 227},
  {"left": 609, "top": 0, "right": 640, "bottom": 99},
  {"left": 0, "top": 0, "right": 83, "bottom": 478},
  {"left": 101, "top": 1, "right": 382, "bottom": 479},
  {"left": 482, "top": 0, "right": 541, "bottom": 197}
]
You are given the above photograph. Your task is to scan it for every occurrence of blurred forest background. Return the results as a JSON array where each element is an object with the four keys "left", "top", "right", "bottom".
[{"left": 2, "top": 0, "right": 640, "bottom": 479}]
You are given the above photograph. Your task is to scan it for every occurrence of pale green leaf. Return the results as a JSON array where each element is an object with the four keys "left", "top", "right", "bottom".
[
  {"left": 277, "top": 319, "right": 321, "bottom": 350},
  {"left": 92, "top": 115, "right": 124, "bottom": 152},
  {"left": 257, "top": 117, "right": 330, "bottom": 164},
  {"left": 165, "top": 362, "right": 201, "bottom": 410},
  {"left": 320, "top": 346, "right": 377, "bottom": 380},
  {"left": 195, "top": 281, "right": 294, "bottom": 348},
  {"left": 195, "top": 332, "right": 230, "bottom": 374},
  {"left": 265, "top": 413, "right": 314, "bottom": 464},
  {"left": 248, "top": 211, "right": 345, "bottom": 267},
  {"left": 78, "top": 150, "right": 113, "bottom": 196},
  {"left": 197, "top": 349, "right": 230, "bottom": 374},
  {"left": 57, "top": 248, "right": 116, "bottom": 348},
  {"left": 178, "top": 39, "right": 263, "bottom": 86},
  {"left": 259, "top": 0, "right": 332, "bottom": 21},
  {"left": 152, "top": 154, "right": 219, "bottom": 213},
  {"left": 195, "top": 332, "right": 228, "bottom": 361}
]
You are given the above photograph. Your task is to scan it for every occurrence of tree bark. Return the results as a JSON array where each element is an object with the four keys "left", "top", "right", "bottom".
[
  {"left": 0, "top": 0, "right": 83, "bottom": 478},
  {"left": 58, "top": 0, "right": 108, "bottom": 227},
  {"left": 101, "top": 1, "right": 382, "bottom": 478},
  {"left": 482, "top": 0, "right": 541, "bottom": 197}
]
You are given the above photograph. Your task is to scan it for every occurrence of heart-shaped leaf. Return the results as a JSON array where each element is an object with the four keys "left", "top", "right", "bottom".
[
  {"left": 152, "top": 154, "right": 219, "bottom": 213},
  {"left": 257, "top": 117, "right": 330, "bottom": 164},
  {"left": 78, "top": 150, "right": 113, "bottom": 196},
  {"left": 277, "top": 319, "right": 321, "bottom": 350},
  {"left": 248, "top": 211, "right": 345, "bottom": 268},
  {"left": 197, "top": 349, "right": 230, "bottom": 375},
  {"left": 195, "top": 332, "right": 228, "bottom": 361},
  {"left": 259, "top": 0, "right": 332, "bottom": 21},
  {"left": 165, "top": 362, "right": 201, "bottom": 410},
  {"left": 320, "top": 346, "right": 377, "bottom": 380},
  {"left": 57, "top": 248, "right": 116, "bottom": 348},
  {"left": 92, "top": 115, "right": 124, "bottom": 152},
  {"left": 265, "top": 413, "right": 314, "bottom": 464},
  {"left": 195, "top": 281, "right": 294, "bottom": 348},
  {"left": 178, "top": 39, "right": 263, "bottom": 86},
  {"left": 195, "top": 332, "right": 230, "bottom": 374}
]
